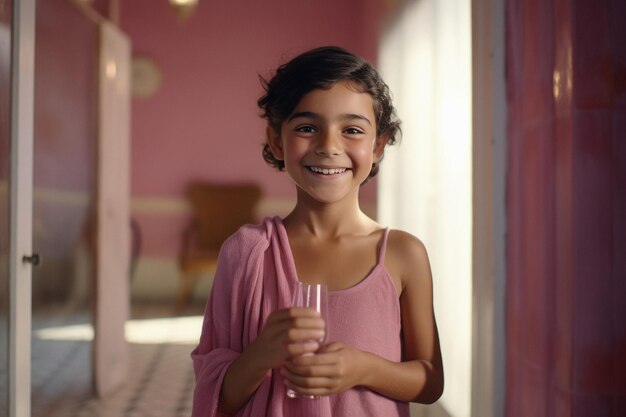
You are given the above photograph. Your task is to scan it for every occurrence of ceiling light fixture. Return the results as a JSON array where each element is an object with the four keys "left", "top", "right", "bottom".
[{"left": 169, "top": 0, "right": 198, "bottom": 21}]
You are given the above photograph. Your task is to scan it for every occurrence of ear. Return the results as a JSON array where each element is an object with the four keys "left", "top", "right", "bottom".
[
  {"left": 372, "top": 135, "right": 387, "bottom": 163},
  {"left": 266, "top": 126, "right": 284, "bottom": 160}
]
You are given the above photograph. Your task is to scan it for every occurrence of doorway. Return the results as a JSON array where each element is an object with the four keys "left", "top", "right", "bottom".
[{"left": 29, "top": 1, "right": 99, "bottom": 414}]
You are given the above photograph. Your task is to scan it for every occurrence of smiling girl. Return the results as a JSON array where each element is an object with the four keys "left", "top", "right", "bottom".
[{"left": 191, "top": 46, "right": 443, "bottom": 417}]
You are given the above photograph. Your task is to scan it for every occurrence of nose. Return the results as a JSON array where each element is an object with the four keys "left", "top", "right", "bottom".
[{"left": 314, "top": 131, "right": 342, "bottom": 156}]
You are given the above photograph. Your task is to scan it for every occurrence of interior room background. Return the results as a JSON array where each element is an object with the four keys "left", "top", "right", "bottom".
[{"left": 1, "top": 0, "right": 624, "bottom": 416}]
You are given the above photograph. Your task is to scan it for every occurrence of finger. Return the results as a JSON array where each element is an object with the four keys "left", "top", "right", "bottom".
[
  {"left": 286, "top": 327, "right": 325, "bottom": 342},
  {"left": 270, "top": 314, "right": 325, "bottom": 333},
  {"left": 290, "top": 316, "right": 326, "bottom": 330},
  {"left": 281, "top": 370, "right": 335, "bottom": 393},
  {"left": 285, "top": 363, "right": 338, "bottom": 378},
  {"left": 282, "top": 307, "right": 323, "bottom": 320},
  {"left": 284, "top": 352, "right": 339, "bottom": 375},
  {"left": 289, "top": 351, "right": 335, "bottom": 366},
  {"left": 263, "top": 317, "right": 324, "bottom": 343},
  {"left": 285, "top": 342, "right": 320, "bottom": 356},
  {"left": 319, "top": 341, "right": 344, "bottom": 352}
]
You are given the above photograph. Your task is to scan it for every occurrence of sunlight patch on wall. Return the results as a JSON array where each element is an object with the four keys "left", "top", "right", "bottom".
[{"left": 378, "top": 0, "right": 472, "bottom": 416}]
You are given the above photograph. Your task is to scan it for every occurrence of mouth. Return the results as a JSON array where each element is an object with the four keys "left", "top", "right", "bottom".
[{"left": 307, "top": 166, "right": 349, "bottom": 175}]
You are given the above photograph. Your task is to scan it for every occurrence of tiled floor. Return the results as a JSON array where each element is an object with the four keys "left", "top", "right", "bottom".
[
  {"left": 29, "top": 303, "right": 204, "bottom": 417},
  {"left": 14, "top": 303, "right": 440, "bottom": 417}
]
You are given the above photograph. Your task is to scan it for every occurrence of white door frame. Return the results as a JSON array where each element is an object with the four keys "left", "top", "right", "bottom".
[{"left": 9, "top": 0, "right": 36, "bottom": 416}]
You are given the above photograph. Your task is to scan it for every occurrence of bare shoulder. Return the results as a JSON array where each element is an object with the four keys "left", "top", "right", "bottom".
[
  {"left": 386, "top": 229, "right": 430, "bottom": 267},
  {"left": 384, "top": 229, "right": 433, "bottom": 292}
]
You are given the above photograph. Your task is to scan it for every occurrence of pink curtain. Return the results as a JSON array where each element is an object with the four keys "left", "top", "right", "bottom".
[{"left": 505, "top": 0, "right": 626, "bottom": 416}]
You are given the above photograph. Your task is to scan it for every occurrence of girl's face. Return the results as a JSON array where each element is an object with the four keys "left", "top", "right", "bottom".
[{"left": 268, "top": 81, "right": 385, "bottom": 205}]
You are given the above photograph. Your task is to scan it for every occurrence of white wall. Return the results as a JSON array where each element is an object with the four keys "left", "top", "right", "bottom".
[{"left": 378, "top": 1, "right": 472, "bottom": 416}]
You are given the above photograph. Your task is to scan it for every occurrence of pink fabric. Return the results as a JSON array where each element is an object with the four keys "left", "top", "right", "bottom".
[{"left": 191, "top": 217, "right": 410, "bottom": 417}]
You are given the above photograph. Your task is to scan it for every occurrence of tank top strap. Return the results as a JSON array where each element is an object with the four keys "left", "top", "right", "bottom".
[{"left": 378, "top": 228, "right": 391, "bottom": 265}]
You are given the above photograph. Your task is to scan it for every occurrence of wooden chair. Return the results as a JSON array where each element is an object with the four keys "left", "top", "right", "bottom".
[{"left": 176, "top": 182, "right": 262, "bottom": 313}]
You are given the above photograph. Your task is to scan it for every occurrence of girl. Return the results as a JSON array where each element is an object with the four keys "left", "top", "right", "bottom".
[{"left": 191, "top": 46, "right": 443, "bottom": 417}]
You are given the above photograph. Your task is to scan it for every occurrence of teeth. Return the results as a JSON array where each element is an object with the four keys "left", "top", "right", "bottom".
[{"left": 309, "top": 166, "right": 347, "bottom": 175}]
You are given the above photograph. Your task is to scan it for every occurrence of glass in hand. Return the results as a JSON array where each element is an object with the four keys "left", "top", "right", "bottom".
[{"left": 285, "top": 282, "right": 328, "bottom": 399}]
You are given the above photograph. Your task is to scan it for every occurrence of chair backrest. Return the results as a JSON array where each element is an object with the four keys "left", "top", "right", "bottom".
[{"left": 186, "top": 182, "right": 262, "bottom": 251}]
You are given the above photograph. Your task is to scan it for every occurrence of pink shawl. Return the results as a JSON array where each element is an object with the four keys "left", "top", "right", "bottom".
[{"left": 190, "top": 217, "right": 330, "bottom": 417}]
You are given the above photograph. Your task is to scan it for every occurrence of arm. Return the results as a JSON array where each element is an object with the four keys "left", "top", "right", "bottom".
[
  {"left": 386, "top": 231, "right": 443, "bottom": 402},
  {"left": 282, "top": 231, "right": 444, "bottom": 403}
]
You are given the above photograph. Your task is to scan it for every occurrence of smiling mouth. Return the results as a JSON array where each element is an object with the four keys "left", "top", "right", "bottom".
[{"left": 307, "top": 166, "right": 348, "bottom": 175}]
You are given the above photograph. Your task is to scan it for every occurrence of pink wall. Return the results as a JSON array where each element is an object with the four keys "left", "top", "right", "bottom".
[
  {"left": 120, "top": 1, "right": 387, "bottom": 257},
  {"left": 506, "top": 0, "right": 626, "bottom": 416}
]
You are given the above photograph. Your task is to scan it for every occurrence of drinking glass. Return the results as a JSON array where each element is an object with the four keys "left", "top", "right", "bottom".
[{"left": 285, "top": 282, "right": 328, "bottom": 399}]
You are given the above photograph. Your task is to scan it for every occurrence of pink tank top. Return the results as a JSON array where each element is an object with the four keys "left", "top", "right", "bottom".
[
  {"left": 324, "top": 228, "right": 410, "bottom": 417},
  {"left": 191, "top": 218, "right": 413, "bottom": 417}
]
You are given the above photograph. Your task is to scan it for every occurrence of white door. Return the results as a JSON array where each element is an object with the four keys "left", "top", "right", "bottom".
[
  {"left": 2, "top": 3, "right": 131, "bottom": 415},
  {"left": 5, "top": 1, "right": 36, "bottom": 416}
]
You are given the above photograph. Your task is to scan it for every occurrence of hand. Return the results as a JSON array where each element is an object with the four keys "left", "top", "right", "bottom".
[
  {"left": 281, "top": 342, "right": 368, "bottom": 397},
  {"left": 250, "top": 308, "right": 325, "bottom": 371}
]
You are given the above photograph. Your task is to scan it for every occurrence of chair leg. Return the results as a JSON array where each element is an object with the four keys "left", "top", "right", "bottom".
[{"left": 175, "top": 271, "right": 200, "bottom": 314}]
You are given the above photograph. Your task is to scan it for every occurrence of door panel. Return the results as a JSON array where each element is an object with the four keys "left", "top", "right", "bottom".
[{"left": 0, "top": 2, "right": 12, "bottom": 416}]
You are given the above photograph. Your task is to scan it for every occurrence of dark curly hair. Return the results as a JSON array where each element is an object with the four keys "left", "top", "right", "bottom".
[{"left": 258, "top": 46, "right": 401, "bottom": 180}]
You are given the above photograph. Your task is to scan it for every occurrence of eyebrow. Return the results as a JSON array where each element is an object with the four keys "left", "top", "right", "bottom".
[{"left": 287, "top": 111, "right": 372, "bottom": 126}]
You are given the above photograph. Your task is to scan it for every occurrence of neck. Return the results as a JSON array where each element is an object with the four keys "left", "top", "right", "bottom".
[{"left": 284, "top": 189, "right": 373, "bottom": 238}]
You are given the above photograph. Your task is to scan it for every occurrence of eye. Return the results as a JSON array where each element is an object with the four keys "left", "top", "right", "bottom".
[
  {"left": 295, "top": 125, "right": 317, "bottom": 134},
  {"left": 344, "top": 127, "right": 365, "bottom": 135}
]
